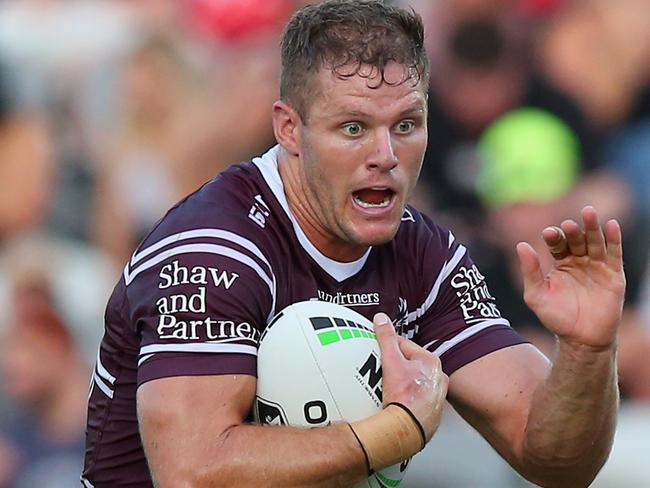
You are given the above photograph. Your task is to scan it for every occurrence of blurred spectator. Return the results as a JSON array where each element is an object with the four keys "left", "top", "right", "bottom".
[
  {"left": 536, "top": 0, "right": 650, "bottom": 131},
  {"left": 603, "top": 118, "right": 650, "bottom": 400},
  {"left": 0, "top": 0, "right": 139, "bottom": 117},
  {"left": 535, "top": 0, "right": 650, "bottom": 354},
  {"left": 94, "top": 18, "right": 281, "bottom": 267},
  {"left": 0, "top": 277, "right": 89, "bottom": 488},
  {"left": 473, "top": 107, "right": 650, "bottom": 399},
  {"left": 0, "top": 60, "right": 55, "bottom": 236},
  {"left": 409, "top": 2, "right": 650, "bottom": 402},
  {"left": 93, "top": 34, "right": 208, "bottom": 266},
  {"left": 0, "top": 0, "right": 141, "bottom": 242},
  {"left": 0, "top": 234, "right": 116, "bottom": 364},
  {"left": 604, "top": 122, "right": 650, "bottom": 216},
  {"left": 415, "top": 0, "right": 601, "bottom": 240}
]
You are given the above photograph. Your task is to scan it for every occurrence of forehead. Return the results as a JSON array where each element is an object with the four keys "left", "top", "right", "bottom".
[{"left": 307, "top": 62, "right": 427, "bottom": 119}]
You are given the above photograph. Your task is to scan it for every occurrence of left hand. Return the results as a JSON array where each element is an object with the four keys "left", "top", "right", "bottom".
[{"left": 516, "top": 206, "right": 626, "bottom": 349}]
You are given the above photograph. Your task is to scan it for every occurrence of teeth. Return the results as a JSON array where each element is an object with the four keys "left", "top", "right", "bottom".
[{"left": 353, "top": 194, "right": 391, "bottom": 208}]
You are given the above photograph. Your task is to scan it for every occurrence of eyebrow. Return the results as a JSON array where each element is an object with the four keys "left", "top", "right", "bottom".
[
  {"left": 336, "top": 110, "right": 372, "bottom": 119},
  {"left": 331, "top": 103, "right": 426, "bottom": 120},
  {"left": 398, "top": 104, "right": 426, "bottom": 117}
]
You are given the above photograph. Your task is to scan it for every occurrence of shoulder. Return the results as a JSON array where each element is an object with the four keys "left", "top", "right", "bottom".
[
  {"left": 168, "top": 160, "right": 267, "bottom": 225},
  {"left": 134, "top": 154, "right": 278, "bottom": 259},
  {"left": 392, "top": 206, "right": 458, "bottom": 263},
  {"left": 118, "top": 150, "right": 291, "bottom": 320},
  {"left": 121, "top": 156, "right": 280, "bottom": 292},
  {"left": 142, "top": 145, "right": 289, "bottom": 243}
]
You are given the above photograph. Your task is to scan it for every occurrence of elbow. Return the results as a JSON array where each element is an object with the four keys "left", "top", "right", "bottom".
[
  {"left": 518, "top": 420, "right": 616, "bottom": 488},
  {"left": 524, "top": 472, "right": 595, "bottom": 488},
  {"left": 519, "top": 450, "right": 611, "bottom": 488},
  {"left": 524, "top": 471, "right": 600, "bottom": 488}
]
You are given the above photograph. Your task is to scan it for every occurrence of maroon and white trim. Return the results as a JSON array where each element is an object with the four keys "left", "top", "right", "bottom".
[
  {"left": 253, "top": 145, "right": 372, "bottom": 283},
  {"left": 92, "top": 350, "right": 116, "bottom": 399}
]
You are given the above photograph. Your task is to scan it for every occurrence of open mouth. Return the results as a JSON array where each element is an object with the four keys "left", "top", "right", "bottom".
[{"left": 352, "top": 188, "right": 395, "bottom": 209}]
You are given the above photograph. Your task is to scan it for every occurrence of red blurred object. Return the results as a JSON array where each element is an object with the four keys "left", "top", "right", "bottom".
[
  {"left": 187, "top": 0, "right": 292, "bottom": 43},
  {"left": 514, "top": 0, "right": 566, "bottom": 16}
]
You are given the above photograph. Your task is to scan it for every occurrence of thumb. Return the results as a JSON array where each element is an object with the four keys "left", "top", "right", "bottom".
[
  {"left": 373, "top": 312, "right": 402, "bottom": 364},
  {"left": 516, "top": 242, "right": 545, "bottom": 302}
]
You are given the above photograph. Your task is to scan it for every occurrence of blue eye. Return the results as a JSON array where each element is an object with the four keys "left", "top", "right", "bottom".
[
  {"left": 341, "top": 123, "right": 363, "bottom": 136},
  {"left": 395, "top": 120, "right": 416, "bottom": 134}
]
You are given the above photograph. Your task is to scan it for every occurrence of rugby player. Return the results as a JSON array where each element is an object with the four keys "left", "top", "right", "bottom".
[{"left": 83, "top": 1, "right": 625, "bottom": 486}]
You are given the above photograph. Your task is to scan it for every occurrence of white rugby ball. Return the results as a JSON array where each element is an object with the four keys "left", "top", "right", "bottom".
[{"left": 253, "top": 300, "right": 412, "bottom": 488}]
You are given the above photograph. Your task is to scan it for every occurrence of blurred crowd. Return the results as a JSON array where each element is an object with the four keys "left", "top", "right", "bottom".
[{"left": 0, "top": 0, "right": 648, "bottom": 487}]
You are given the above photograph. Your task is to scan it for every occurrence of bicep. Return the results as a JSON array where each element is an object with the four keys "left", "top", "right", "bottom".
[
  {"left": 137, "top": 374, "right": 256, "bottom": 485},
  {"left": 447, "top": 344, "right": 551, "bottom": 466}
]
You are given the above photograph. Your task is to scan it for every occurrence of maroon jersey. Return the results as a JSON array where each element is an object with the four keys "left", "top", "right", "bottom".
[{"left": 82, "top": 145, "right": 525, "bottom": 487}]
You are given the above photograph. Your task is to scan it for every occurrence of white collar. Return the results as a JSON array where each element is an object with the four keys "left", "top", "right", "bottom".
[{"left": 252, "top": 145, "right": 371, "bottom": 282}]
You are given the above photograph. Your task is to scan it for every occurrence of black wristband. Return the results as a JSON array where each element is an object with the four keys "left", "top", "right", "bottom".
[
  {"left": 348, "top": 423, "right": 374, "bottom": 476},
  {"left": 386, "top": 402, "right": 426, "bottom": 451}
]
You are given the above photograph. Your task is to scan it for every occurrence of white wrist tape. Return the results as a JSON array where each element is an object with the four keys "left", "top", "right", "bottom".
[{"left": 349, "top": 403, "right": 426, "bottom": 472}]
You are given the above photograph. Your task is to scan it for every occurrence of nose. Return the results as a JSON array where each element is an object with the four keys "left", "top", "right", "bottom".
[{"left": 366, "top": 128, "right": 398, "bottom": 172}]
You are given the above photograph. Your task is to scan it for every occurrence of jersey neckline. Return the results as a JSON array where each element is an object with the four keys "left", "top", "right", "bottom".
[{"left": 252, "top": 145, "right": 372, "bottom": 283}]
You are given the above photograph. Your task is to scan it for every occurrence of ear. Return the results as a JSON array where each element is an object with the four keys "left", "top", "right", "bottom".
[{"left": 272, "top": 100, "right": 302, "bottom": 157}]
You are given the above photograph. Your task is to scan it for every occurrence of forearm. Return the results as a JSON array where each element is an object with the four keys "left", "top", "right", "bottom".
[
  {"left": 522, "top": 340, "right": 619, "bottom": 487},
  {"left": 149, "top": 422, "right": 368, "bottom": 488},
  {"left": 141, "top": 322, "right": 444, "bottom": 488}
]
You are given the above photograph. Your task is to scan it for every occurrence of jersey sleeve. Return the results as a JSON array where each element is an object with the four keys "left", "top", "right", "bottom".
[
  {"left": 413, "top": 226, "right": 527, "bottom": 376},
  {"left": 124, "top": 225, "right": 275, "bottom": 387}
]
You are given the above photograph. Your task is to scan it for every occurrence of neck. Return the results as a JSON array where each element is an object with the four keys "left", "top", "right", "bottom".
[{"left": 277, "top": 148, "right": 367, "bottom": 262}]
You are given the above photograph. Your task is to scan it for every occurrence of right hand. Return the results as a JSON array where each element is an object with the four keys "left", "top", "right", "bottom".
[{"left": 374, "top": 312, "right": 448, "bottom": 442}]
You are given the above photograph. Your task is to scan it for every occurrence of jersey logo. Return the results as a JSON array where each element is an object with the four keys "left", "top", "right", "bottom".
[
  {"left": 248, "top": 194, "right": 270, "bottom": 228},
  {"left": 394, "top": 297, "right": 417, "bottom": 339},
  {"left": 315, "top": 290, "right": 380, "bottom": 307},
  {"left": 451, "top": 264, "right": 502, "bottom": 322},
  {"left": 401, "top": 208, "right": 415, "bottom": 223},
  {"left": 158, "top": 260, "right": 239, "bottom": 290},
  {"left": 394, "top": 297, "right": 408, "bottom": 327}
]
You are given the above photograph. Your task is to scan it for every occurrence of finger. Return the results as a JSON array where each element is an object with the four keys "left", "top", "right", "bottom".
[
  {"left": 560, "top": 219, "right": 587, "bottom": 257},
  {"left": 605, "top": 219, "right": 623, "bottom": 271},
  {"left": 542, "top": 226, "right": 569, "bottom": 260},
  {"left": 582, "top": 206, "right": 607, "bottom": 260},
  {"left": 516, "top": 242, "right": 545, "bottom": 303},
  {"left": 373, "top": 313, "right": 402, "bottom": 363}
]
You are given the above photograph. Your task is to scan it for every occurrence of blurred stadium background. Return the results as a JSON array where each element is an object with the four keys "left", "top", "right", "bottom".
[{"left": 0, "top": 0, "right": 648, "bottom": 486}]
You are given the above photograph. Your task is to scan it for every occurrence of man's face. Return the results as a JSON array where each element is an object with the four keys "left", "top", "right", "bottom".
[{"left": 296, "top": 63, "right": 428, "bottom": 255}]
